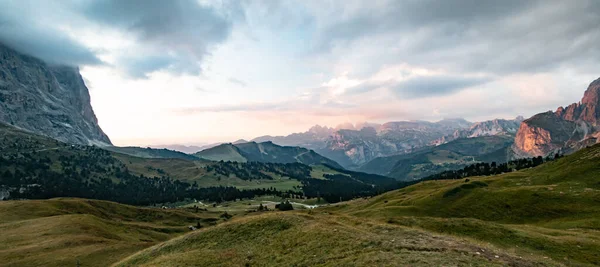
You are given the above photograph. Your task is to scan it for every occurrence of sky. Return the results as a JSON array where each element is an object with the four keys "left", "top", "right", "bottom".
[{"left": 1, "top": 0, "right": 599, "bottom": 146}]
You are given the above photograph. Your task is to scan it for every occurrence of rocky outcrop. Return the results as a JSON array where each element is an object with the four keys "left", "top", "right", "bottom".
[
  {"left": 435, "top": 117, "right": 523, "bottom": 145},
  {"left": 252, "top": 117, "right": 527, "bottom": 169},
  {"left": 0, "top": 43, "right": 111, "bottom": 145},
  {"left": 513, "top": 77, "right": 600, "bottom": 157},
  {"left": 322, "top": 119, "right": 473, "bottom": 167}
]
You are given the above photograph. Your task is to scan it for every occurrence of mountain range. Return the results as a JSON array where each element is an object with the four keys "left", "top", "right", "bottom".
[
  {"left": 2, "top": 38, "right": 600, "bottom": 267},
  {"left": 248, "top": 117, "right": 523, "bottom": 170},
  {"left": 3, "top": 40, "right": 600, "bottom": 183}
]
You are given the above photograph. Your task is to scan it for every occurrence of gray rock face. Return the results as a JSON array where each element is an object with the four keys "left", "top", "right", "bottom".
[
  {"left": 323, "top": 119, "right": 473, "bottom": 167},
  {"left": 434, "top": 117, "right": 523, "bottom": 145},
  {"left": 253, "top": 119, "right": 475, "bottom": 168},
  {"left": 0, "top": 44, "right": 111, "bottom": 145}
]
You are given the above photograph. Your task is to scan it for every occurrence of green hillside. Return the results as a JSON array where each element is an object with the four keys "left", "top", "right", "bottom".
[
  {"left": 359, "top": 135, "right": 513, "bottom": 180},
  {"left": 192, "top": 143, "right": 248, "bottom": 162},
  {"left": 6, "top": 123, "right": 600, "bottom": 266},
  {"left": 117, "top": 143, "right": 600, "bottom": 266},
  {"left": 114, "top": 212, "right": 556, "bottom": 267},
  {"left": 105, "top": 146, "right": 199, "bottom": 161},
  {"left": 326, "top": 144, "right": 600, "bottom": 265},
  {"left": 0, "top": 123, "right": 395, "bottom": 205},
  {"left": 0, "top": 198, "right": 222, "bottom": 267},
  {"left": 195, "top": 141, "right": 344, "bottom": 169}
]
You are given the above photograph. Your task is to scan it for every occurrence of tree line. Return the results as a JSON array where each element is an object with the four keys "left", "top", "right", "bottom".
[
  {"left": 421, "top": 154, "right": 561, "bottom": 181},
  {"left": 0, "top": 136, "right": 563, "bottom": 206}
]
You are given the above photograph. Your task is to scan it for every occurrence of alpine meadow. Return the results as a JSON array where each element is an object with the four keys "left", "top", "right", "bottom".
[{"left": 1, "top": 1, "right": 600, "bottom": 266}]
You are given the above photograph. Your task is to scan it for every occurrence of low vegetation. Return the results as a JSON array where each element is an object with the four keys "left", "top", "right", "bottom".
[
  {"left": 0, "top": 198, "right": 222, "bottom": 267},
  {"left": 3, "top": 122, "right": 600, "bottom": 266},
  {"left": 0, "top": 123, "right": 401, "bottom": 206}
]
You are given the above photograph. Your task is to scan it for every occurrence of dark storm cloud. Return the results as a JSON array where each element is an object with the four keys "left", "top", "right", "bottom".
[{"left": 0, "top": 2, "right": 102, "bottom": 66}]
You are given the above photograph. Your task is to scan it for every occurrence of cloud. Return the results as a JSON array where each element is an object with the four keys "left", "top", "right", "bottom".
[
  {"left": 343, "top": 80, "right": 388, "bottom": 95},
  {"left": 228, "top": 78, "right": 248, "bottom": 87},
  {"left": 390, "top": 75, "right": 491, "bottom": 99},
  {"left": 0, "top": 2, "right": 102, "bottom": 66},
  {"left": 309, "top": 0, "right": 600, "bottom": 75},
  {"left": 83, "top": 0, "right": 234, "bottom": 77},
  {"left": 0, "top": 0, "right": 236, "bottom": 77},
  {"left": 175, "top": 102, "right": 284, "bottom": 114}
]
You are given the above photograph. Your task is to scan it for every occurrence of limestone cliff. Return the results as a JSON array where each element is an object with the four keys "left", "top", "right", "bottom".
[
  {"left": 0, "top": 43, "right": 111, "bottom": 145},
  {"left": 513, "top": 77, "right": 600, "bottom": 157}
]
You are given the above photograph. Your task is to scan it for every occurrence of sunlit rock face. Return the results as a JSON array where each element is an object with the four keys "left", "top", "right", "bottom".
[
  {"left": 0, "top": 43, "right": 111, "bottom": 145},
  {"left": 513, "top": 77, "right": 600, "bottom": 157}
]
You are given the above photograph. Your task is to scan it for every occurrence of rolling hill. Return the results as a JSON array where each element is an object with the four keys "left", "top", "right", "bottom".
[
  {"left": 0, "top": 122, "right": 394, "bottom": 204},
  {"left": 194, "top": 141, "right": 344, "bottom": 169},
  {"left": 115, "top": 142, "right": 600, "bottom": 267},
  {"left": 105, "top": 146, "right": 200, "bottom": 161},
  {"left": 359, "top": 135, "right": 513, "bottom": 180},
  {"left": 5, "top": 128, "right": 600, "bottom": 266},
  {"left": 0, "top": 198, "right": 222, "bottom": 267}
]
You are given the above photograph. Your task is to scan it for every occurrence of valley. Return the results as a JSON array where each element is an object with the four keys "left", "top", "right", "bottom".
[
  {"left": 3, "top": 143, "right": 599, "bottom": 266},
  {"left": 1, "top": 6, "right": 600, "bottom": 266}
]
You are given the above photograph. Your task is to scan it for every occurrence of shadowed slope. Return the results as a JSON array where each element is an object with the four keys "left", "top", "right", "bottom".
[{"left": 0, "top": 198, "right": 222, "bottom": 267}]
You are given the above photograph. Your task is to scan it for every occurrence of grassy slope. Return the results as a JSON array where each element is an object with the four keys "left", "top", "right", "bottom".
[
  {"left": 116, "top": 153, "right": 363, "bottom": 192},
  {"left": 194, "top": 143, "right": 248, "bottom": 162},
  {"left": 196, "top": 141, "right": 344, "bottom": 169},
  {"left": 360, "top": 135, "right": 513, "bottom": 180},
  {"left": 0, "top": 198, "right": 222, "bottom": 267},
  {"left": 327, "top": 144, "right": 600, "bottom": 265},
  {"left": 114, "top": 153, "right": 303, "bottom": 191},
  {"left": 0, "top": 123, "right": 354, "bottom": 194},
  {"left": 116, "top": 144, "right": 600, "bottom": 267},
  {"left": 114, "top": 213, "right": 557, "bottom": 267},
  {"left": 0, "top": 123, "right": 305, "bottom": 192},
  {"left": 104, "top": 146, "right": 199, "bottom": 161}
]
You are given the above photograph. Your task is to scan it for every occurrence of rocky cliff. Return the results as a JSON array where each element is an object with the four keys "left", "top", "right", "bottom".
[
  {"left": 434, "top": 117, "right": 523, "bottom": 145},
  {"left": 0, "top": 43, "right": 111, "bottom": 145},
  {"left": 513, "top": 77, "right": 600, "bottom": 157},
  {"left": 252, "top": 117, "right": 525, "bottom": 169},
  {"left": 320, "top": 119, "right": 473, "bottom": 167}
]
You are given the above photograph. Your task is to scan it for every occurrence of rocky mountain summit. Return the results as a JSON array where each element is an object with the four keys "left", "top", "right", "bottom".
[
  {"left": 0, "top": 43, "right": 111, "bottom": 145},
  {"left": 514, "top": 77, "right": 600, "bottom": 157},
  {"left": 434, "top": 117, "right": 523, "bottom": 145},
  {"left": 252, "top": 119, "right": 476, "bottom": 168},
  {"left": 323, "top": 120, "right": 473, "bottom": 167},
  {"left": 252, "top": 125, "right": 336, "bottom": 149}
]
